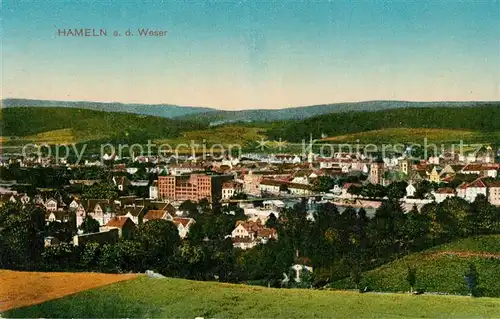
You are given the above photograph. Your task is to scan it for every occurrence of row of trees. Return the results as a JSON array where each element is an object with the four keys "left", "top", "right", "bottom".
[{"left": 1, "top": 195, "right": 499, "bottom": 291}]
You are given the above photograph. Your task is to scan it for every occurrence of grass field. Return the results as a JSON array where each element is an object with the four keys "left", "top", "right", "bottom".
[
  {"left": 330, "top": 235, "right": 500, "bottom": 297},
  {"left": 4, "top": 275, "right": 500, "bottom": 318},
  {"left": 154, "top": 125, "right": 267, "bottom": 149},
  {"left": 0, "top": 270, "right": 137, "bottom": 312},
  {"left": 320, "top": 128, "right": 500, "bottom": 144}
]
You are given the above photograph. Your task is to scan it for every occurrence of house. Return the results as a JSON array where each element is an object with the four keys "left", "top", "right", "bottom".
[
  {"left": 172, "top": 217, "right": 195, "bottom": 238},
  {"left": 429, "top": 166, "right": 442, "bottom": 183},
  {"left": 222, "top": 181, "right": 243, "bottom": 200},
  {"left": 290, "top": 257, "right": 313, "bottom": 283},
  {"left": 231, "top": 219, "right": 277, "bottom": 249},
  {"left": 69, "top": 199, "right": 80, "bottom": 211},
  {"left": 259, "top": 179, "right": 285, "bottom": 195},
  {"left": 149, "top": 180, "right": 159, "bottom": 199},
  {"left": 331, "top": 185, "right": 342, "bottom": 195},
  {"left": 45, "top": 198, "right": 58, "bottom": 212},
  {"left": 73, "top": 228, "right": 119, "bottom": 246},
  {"left": 483, "top": 165, "right": 499, "bottom": 178},
  {"left": 486, "top": 181, "right": 500, "bottom": 206},
  {"left": 461, "top": 164, "right": 483, "bottom": 175},
  {"left": 45, "top": 210, "right": 70, "bottom": 224},
  {"left": 143, "top": 209, "right": 174, "bottom": 223},
  {"left": 102, "top": 216, "right": 136, "bottom": 239},
  {"left": 406, "top": 183, "right": 416, "bottom": 198},
  {"left": 85, "top": 200, "right": 116, "bottom": 226},
  {"left": 290, "top": 170, "right": 311, "bottom": 185},
  {"left": 75, "top": 203, "right": 86, "bottom": 228},
  {"left": 433, "top": 187, "right": 456, "bottom": 203},
  {"left": 288, "top": 183, "right": 313, "bottom": 196},
  {"left": 456, "top": 178, "right": 488, "bottom": 202},
  {"left": 44, "top": 236, "right": 60, "bottom": 247},
  {"left": 118, "top": 205, "right": 146, "bottom": 225},
  {"left": 19, "top": 194, "right": 30, "bottom": 205}
]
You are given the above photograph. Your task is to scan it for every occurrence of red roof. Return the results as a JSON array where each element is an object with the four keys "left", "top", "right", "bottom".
[
  {"left": 106, "top": 216, "right": 133, "bottom": 228},
  {"left": 144, "top": 210, "right": 167, "bottom": 220},
  {"left": 173, "top": 217, "right": 194, "bottom": 227},
  {"left": 459, "top": 178, "right": 487, "bottom": 189},
  {"left": 436, "top": 187, "right": 456, "bottom": 194}
]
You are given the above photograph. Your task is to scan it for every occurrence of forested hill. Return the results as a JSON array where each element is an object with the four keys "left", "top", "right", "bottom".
[
  {"left": 266, "top": 104, "right": 500, "bottom": 142},
  {"left": 182, "top": 101, "right": 499, "bottom": 124},
  {"left": 0, "top": 107, "right": 208, "bottom": 142}
]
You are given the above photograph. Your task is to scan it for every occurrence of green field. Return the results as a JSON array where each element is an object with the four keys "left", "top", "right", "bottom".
[
  {"left": 154, "top": 125, "right": 267, "bottom": 149},
  {"left": 330, "top": 235, "right": 500, "bottom": 297},
  {"left": 5, "top": 276, "right": 500, "bottom": 318}
]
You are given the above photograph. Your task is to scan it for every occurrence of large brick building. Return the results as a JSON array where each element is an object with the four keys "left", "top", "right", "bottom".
[{"left": 157, "top": 174, "right": 232, "bottom": 202}]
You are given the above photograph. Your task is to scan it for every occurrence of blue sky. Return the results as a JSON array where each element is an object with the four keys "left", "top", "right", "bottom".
[{"left": 2, "top": 1, "right": 499, "bottom": 109}]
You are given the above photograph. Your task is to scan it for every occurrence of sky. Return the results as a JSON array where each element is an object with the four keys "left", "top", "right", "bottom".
[{"left": 2, "top": 1, "right": 499, "bottom": 110}]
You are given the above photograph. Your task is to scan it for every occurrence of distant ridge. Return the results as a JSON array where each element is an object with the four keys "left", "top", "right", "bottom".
[
  {"left": 186, "top": 100, "right": 500, "bottom": 124},
  {"left": 1, "top": 98, "right": 217, "bottom": 119},
  {"left": 2, "top": 98, "right": 498, "bottom": 124}
]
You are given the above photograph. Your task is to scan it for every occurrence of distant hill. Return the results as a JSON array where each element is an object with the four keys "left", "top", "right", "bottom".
[
  {"left": 3, "top": 99, "right": 499, "bottom": 124},
  {"left": 330, "top": 235, "right": 500, "bottom": 297},
  {"left": 184, "top": 101, "right": 500, "bottom": 124},
  {"left": 266, "top": 104, "right": 500, "bottom": 142},
  {"left": 1, "top": 98, "right": 216, "bottom": 119},
  {"left": 0, "top": 107, "right": 207, "bottom": 144}
]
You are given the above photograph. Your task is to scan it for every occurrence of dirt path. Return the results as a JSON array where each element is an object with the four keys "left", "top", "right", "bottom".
[
  {"left": 0, "top": 270, "right": 138, "bottom": 312},
  {"left": 434, "top": 251, "right": 500, "bottom": 259}
]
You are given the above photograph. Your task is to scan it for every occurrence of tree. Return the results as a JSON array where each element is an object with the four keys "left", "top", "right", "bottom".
[
  {"left": 82, "top": 183, "right": 118, "bottom": 200},
  {"left": 313, "top": 176, "right": 335, "bottom": 193},
  {"left": 79, "top": 216, "right": 100, "bottom": 234},
  {"left": 136, "top": 219, "right": 181, "bottom": 271},
  {"left": 265, "top": 213, "right": 278, "bottom": 229},
  {"left": 464, "top": 263, "right": 479, "bottom": 296},
  {"left": 0, "top": 203, "right": 45, "bottom": 269},
  {"left": 350, "top": 264, "right": 363, "bottom": 291},
  {"left": 179, "top": 200, "right": 199, "bottom": 216},
  {"left": 415, "top": 181, "right": 433, "bottom": 199},
  {"left": 406, "top": 265, "right": 417, "bottom": 294},
  {"left": 386, "top": 181, "right": 408, "bottom": 200}
]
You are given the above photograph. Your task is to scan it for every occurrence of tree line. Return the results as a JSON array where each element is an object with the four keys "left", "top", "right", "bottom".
[{"left": 1, "top": 195, "right": 499, "bottom": 290}]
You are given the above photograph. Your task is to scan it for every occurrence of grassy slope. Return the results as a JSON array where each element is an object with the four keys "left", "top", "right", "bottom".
[
  {"left": 154, "top": 125, "right": 267, "bottom": 149},
  {"left": 269, "top": 105, "right": 500, "bottom": 142},
  {"left": 5, "top": 276, "right": 500, "bottom": 318},
  {"left": 320, "top": 128, "right": 500, "bottom": 144},
  {"left": 330, "top": 235, "right": 500, "bottom": 297}
]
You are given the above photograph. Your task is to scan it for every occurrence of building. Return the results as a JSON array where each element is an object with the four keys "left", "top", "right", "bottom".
[
  {"left": 172, "top": 217, "right": 195, "bottom": 238},
  {"left": 288, "top": 183, "right": 313, "bottom": 196},
  {"left": 433, "top": 187, "right": 456, "bottom": 203},
  {"left": 406, "top": 183, "right": 416, "bottom": 198},
  {"left": 149, "top": 181, "right": 158, "bottom": 199},
  {"left": 486, "top": 181, "right": 500, "bottom": 206},
  {"left": 231, "top": 219, "right": 277, "bottom": 249},
  {"left": 259, "top": 179, "right": 285, "bottom": 195},
  {"left": 222, "top": 181, "right": 243, "bottom": 200},
  {"left": 456, "top": 178, "right": 488, "bottom": 202},
  {"left": 369, "top": 162, "right": 384, "bottom": 185},
  {"left": 157, "top": 174, "right": 233, "bottom": 202},
  {"left": 102, "top": 216, "right": 136, "bottom": 239}
]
